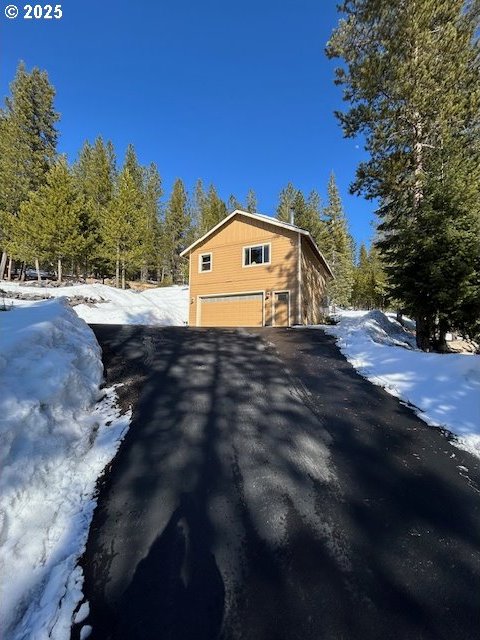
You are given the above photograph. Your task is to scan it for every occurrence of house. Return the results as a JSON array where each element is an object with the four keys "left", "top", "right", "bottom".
[{"left": 180, "top": 209, "right": 333, "bottom": 327}]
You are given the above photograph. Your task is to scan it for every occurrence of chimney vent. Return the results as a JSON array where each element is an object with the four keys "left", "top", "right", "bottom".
[{"left": 289, "top": 208, "right": 295, "bottom": 225}]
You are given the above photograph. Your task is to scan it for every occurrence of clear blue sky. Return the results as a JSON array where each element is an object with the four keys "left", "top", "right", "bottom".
[{"left": 1, "top": 0, "right": 376, "bottom": 249}]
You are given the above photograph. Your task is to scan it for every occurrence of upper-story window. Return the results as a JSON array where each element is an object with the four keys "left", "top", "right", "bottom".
[
  {"left": 199, "top": 252, "right": 212, "bottom": 272},
  {"left": 243, "top": 243, "right": 270, "bottom": 267}
]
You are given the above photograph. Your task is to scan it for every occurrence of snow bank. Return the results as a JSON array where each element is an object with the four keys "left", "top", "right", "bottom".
[
  {"left": 0, "top": 283, "right": 189, "bottom": 326},
  {"left": 0, "top": 299, "right": 131, "bottom": 639},
  {"left": 321, "top": 310, "right": 480, "bottom": 459}
]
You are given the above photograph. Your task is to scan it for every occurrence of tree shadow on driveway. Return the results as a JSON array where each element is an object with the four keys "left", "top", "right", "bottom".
[{"left": 74, "top": 325, "right": 480, "bottom": 640}]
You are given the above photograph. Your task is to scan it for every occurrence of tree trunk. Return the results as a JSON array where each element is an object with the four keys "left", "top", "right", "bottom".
[
  {"left": 7, "top": 257, "right": 13, "bottom": 281},
  {"left": 115, "top": 246, "right": 120, "bottom": 288},
  {"left": 19, "top": 261, "right": 26, "bottom": 282},
  {"left": 35, "top": 257, "right": 41, "bottom": 283},
  {"left": 416, "top": 315, "right": 432, "bottom": 351},
  {"left": 0, "top": 251, "right": 7, "bottom": 280},
  {"left": 121, "top": 259, "right": 126, "bottom": 290},
  {"left": 58, "top": 258, "right": 62, "bottom": 284},
  {"left": 435, "top": 317, "right": 449, "bottom": 353},
  {"left": 140, "top": 265, "right": 148, "bottom": 283}
]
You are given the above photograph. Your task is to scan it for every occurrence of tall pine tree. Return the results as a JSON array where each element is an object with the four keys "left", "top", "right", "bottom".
[
  {"left": 328, "top": 0, "right": 480, "bottom": 348},
  {"left": 140, "top": 163, "right": 162, "bottom": 281},
  {"left": 0, "top": 62, "right": 58, "bottom": 278},
  {"left": 276, "top": 183, "right": 298, "bottom": 223},
  {"left": 103, "top": 165, "right": 146, "bottom": 288},
  {"left": 246, "top": 189, "right": 257, "bottom": 213},
  {"left": 73, "top": 137, "right": 116, "bottom": 274},
  {"left": 163, "top": 179, "right": 191, "bottom": 283},
  {"left": 14, "top": 159, "right": 85, "bottom": 282},
  {"left": 196, "top": 184, "right": 227, "bottom": 236},
  {"left": 322, "top": 173, "right": 355, "bottom": 308}
]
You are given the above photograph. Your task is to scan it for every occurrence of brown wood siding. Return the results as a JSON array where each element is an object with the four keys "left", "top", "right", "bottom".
[
  {"left": 301, "top": 237, "right": 329, "bottom": 325},
  {"left": 187, "top": 216, "right": 298, "bottom": 326}
]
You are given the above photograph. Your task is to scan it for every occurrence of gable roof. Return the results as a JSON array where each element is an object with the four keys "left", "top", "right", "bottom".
[{"left": 180, "top": 209, "right": 334, "bottom": 277}]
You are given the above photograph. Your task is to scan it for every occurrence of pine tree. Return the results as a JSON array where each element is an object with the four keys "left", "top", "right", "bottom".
[
  {"left": 351, "top": 244, "right": 369, "bottom": 309},
  {"left": 0, "top": 62, "right": 59, "bottom": 278},
  {"left": 246, "top": 189, "right": 257, "bottom": 213},
  {"left": 276, "top": 183, "right": 298, "bottom": 223},
  {"left": 191, "top": 179, "right": 207, "bottom": 237},
  {"left": 322, "top": 174, "right": 355, "bottom": 307},
  {"left": 124, "top": 144, "right": 144, "bottom": 192},
  {"left": 103, "top": 166, "right": 145, "bottom": 288},
  {"left": 197, "top": 184, "right": 227, "bottom": 236},
  {"left": 73, "top": 137, "right": 116, "bottom": 274},
  {"left": 163, "top": 179, "right": 191, "bottom": 283},
  {"left": 296, "top": 190, "right": 325, "bottom": 246},
  {"left": 327, "top": 0, "right": 480, "bottom": 348},
  {"left": 352, "top": 243, "right": 387, "bottom": 309},
  {"left": 140, "top": 163, "right": 162, "bottom": 281},
  {"left": 14, "top": 159, "right": 86, "bottom": 282},
  {"left": 228, "top": 194, "right": 242, "bottom": 212}
]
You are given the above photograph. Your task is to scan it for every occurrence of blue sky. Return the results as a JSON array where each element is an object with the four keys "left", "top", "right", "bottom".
[{"left": 1, "top": 0, "right": 376, "bottom": 249}]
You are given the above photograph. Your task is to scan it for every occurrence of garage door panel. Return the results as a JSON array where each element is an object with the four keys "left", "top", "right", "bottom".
[{"left": 200, "top": 293, "right": 263, "bottom": 327}]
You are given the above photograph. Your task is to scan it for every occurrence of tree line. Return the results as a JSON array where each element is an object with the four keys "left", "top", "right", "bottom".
[
  {"left": 328, "top": 0, "right": 480, "bottom": 349},
  {"left": 0, "top": 61, "right": 379, "bottom": 308}
]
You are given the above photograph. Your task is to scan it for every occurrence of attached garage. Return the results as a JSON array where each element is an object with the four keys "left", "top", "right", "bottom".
[
  {"left": 198, "top": 292, "right": 264, "bottom": 327},
  {"left": 181, "top": 209, "right": 334, "bottom": 328}
]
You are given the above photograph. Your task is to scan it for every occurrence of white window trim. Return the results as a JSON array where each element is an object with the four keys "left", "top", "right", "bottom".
[
  {"left": 242, "top": 242, "right": 272, "bottom": 268},
  {"left": 198, "top": 252, "right": 212, "bottom": 273}
]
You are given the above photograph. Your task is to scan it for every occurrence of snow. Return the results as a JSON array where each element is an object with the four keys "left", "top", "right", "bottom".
[
  {"left": 0, "top": 299, "right": 131, "bottom": 640},
  {"left": 320, "top": 310, "right": 480, "bottom": 459},
  {"left": 0, "top": 282, "right": 189, "bottom": 326}
]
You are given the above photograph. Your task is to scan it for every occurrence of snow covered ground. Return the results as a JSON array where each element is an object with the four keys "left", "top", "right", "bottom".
[
  {"left": 0, "top": 282, "right": 189, "bottom": 326},
  {"left": 321, "top": 310, "right": 480, "bottom": 459},
  {"left": 0, "top": 299, "right": 131, "bottom": 640}
]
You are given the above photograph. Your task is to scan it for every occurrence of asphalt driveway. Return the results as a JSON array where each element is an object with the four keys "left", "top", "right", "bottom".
[{"left": 76, "top": 326, "right": 480, "bottom": 640}]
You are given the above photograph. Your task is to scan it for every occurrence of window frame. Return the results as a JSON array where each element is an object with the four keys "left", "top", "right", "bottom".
[
  {"left": 198, "top": 252, "right": 213, "bottom": 273},
  {"left": 242, "top": 242, "right": 271, "bottom": 268}
]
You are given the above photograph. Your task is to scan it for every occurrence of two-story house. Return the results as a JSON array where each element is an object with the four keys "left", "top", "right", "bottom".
[{"left": 180, "top": 209, "right": 333, "bottom": 327}]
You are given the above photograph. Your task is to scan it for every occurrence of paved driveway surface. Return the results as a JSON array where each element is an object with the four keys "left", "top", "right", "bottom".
[{"left": 76, "top": 327, "right": 480, "bottom": 640}]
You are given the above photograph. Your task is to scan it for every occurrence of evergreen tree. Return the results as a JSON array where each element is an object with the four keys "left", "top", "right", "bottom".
[
  {"left": 197, "top": 184, "right": 227, "bottom": 236},
  {"left": 276, "top": 183, "right": 298, "bottom": 223},
  {"left": 276, "top": 184, "right": 329, "bottom": 249},
  {"left": 352, "top": 243, "right": 387, "bottom": 309},
  {"left": 191, "top": 179, "right": 207, "bottom": 236},
  {"left": 140, "top": 163, "right": 162, "bottom": 281},
  {"left": 351, "top": 244, "right": 369, "bottom": 309},
  {"left": 322, "top": 173, "right": 355, "bottom": 308},
  {"left": 296, "top": 190, "right": 325, "bottom": 246},
  {"left": 124, "top": 144, "right": 144, "bottom": 192},
  {"left": 73, "top": 137, "right": 116, "bottom": 274},
  {"left": 327, "top": 0, "right": 480, "bottom": 348},
  {"left": 103, "top": 166, "right": 146, "bottom": 288},
  {"left": 163, "top": 179, "right": 191, "bottom": 283},
  {"left": 14, "top": 159, "right": 85, "bottom": 282},
  {"left": 246, "top": 189, "right": 257, "bottom": 213},
  {"left": 0, "top": 62, "right": 59, "bottom": 278},
  {"left": 228, "top": 194, "right": 242, "bottom": 212}
]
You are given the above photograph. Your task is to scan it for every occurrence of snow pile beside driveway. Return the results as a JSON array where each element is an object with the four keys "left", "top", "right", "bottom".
[
  {"left": 0, "top": 282, "right": 189, "bottom": 326},
  {"left": 321, "top": 310, "right": 480, "bottom": 459},
  {"left": 0, "top": 299, "right": 131, "bottom": 640}
]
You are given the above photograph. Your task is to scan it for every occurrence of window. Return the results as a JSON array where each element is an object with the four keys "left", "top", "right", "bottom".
[
  {"left": 199, "top": 253, "right": 212, "bottom": 272},
  {"left": 243, "top": 244, "right": 270, "bottom": 266}
]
